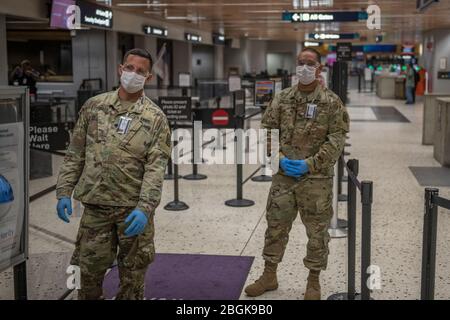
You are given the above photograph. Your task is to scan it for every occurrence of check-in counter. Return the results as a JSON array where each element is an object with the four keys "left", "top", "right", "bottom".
[
  {"left": 422, "top": 93, "right": 450, "bottom": 145},
  {"left": 376, "top": 75, "right": 405, "bottom": 99},
  {"left": 434, "top": 98, "right": 450, "bottom": 167}
]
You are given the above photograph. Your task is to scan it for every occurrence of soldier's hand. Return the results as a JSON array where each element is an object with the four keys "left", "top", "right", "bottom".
[
  {"left": 57, "top": 197, "right": 72, "bottom": 223},
  {"left": 284, "top": 159, "right": 310, "bottom": 178},
  {"left": 124, "top": 209, "right": 148, "bottom": 237}
]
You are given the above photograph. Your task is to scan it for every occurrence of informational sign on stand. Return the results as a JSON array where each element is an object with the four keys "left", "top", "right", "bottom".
[
  {"left": 274, "top": 81, "right": 283, "bottom": 94},
  {"left": 179, "top": 73, "right": 191, "bottom": 88},
  {"left": 29, "top": 122, "right": 74, "bottom": 151},
  {"left": 228, "top": 76, "right": 242, "bottom": 92},
  {"left": 0, "top": 86, "right": 28, "bottom": 273},
  {"left": 233, "top": 90, "right": 246, "bottom": 117},
  {"left": 336, "top": 42, "right": 353, "bottom": 61},
  {"left": 255, "top": 80, "right": 275, "bottom": 107},
  {"left": 159, "top": 96, "right": 192, "bottom": 124}
]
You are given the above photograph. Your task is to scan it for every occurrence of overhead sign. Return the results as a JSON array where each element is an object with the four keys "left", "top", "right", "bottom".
[
  {"left": 304, "top": 41, "right": 322, "bottom": 47},
  {"left": 50, "top": 0, "right": 75, "bottom": 29},
  {"left": 337, "top": 43, "right": 353, "bottom": 61},
  {"left": 213, "top": 33, "right": 226, "bottom": 45},
  {"left": 143, "top": 25, "right": 168, "bottom": 37},
  {"left": 283, "top": 11, "right": 368, "bottom": 23},
  {"left": 159, "top": 97, "right": 192, "bottom": 123},
  {"left": 417, "top": 0, "right": 439, "bottom": 11},
  {"left": 185, "top": 33, "right": 202, "bottom": 43},
  {"left": 29, "top": 122, "right": 75, "bottom": 151},
  {"left": 77, "top": 0, "right": 113, "bottom": 29},
  {"left": 309, "top": 33, "right": 359, "bottom": 40}
]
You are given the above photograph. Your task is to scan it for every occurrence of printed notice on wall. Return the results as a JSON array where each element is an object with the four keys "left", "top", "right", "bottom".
[{"left": 0, "top": 122, "right": 25, "bottom": 270}]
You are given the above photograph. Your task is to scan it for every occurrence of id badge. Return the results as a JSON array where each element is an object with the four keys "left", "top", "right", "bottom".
[
  {"left": 117, "top": 116, "right": 132, "bottom": 134},
  {"left": 305, "top": 104, "right": 317, "bottom": 119}
]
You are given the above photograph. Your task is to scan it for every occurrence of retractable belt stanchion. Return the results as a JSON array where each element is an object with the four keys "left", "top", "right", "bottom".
[
  {"left": 361, "top": 181, "right": 373, "bottom": 300},
  {"left": 164, "top": 158, "right": 181, "bottom": 180},
  {"left": 164, "top": 123, "right": 189, "bottom": 211},
  {"left": 225, "top": 101, "right": 255, "bottom": 208},
  {"left": 13, "top": 261, "right": 27, "bottom": 300},
  {"left": 251, "top": 161, "right": 272, "bottom": 182},
  {"left": 328, "top": 159, "right": 374, "bottom": 300},
  {"left": 183, "top": 88, "right": 207, "bottom": 181},
  {"left": 421, "top": 188, "right": 440, "bottom": 300},
  {"left": 328, "top": 162, "right": 347, "bottom": 239}
]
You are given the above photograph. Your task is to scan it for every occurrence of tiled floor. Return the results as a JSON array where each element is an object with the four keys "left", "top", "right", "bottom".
[{"left": 1, "top": 90, "right": 450, "bottom": 300}]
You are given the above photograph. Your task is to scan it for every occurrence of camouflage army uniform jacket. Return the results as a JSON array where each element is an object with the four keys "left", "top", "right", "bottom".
[
  {"left": 56, "top": 90, "right": 171, "bottom": 218},
  {"left": 262, "top": 84, "right": 349, "bottom": 178}
]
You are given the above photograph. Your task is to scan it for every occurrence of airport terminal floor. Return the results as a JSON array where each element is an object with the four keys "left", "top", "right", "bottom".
[
  {"left": 1, "top": 90, "right": 450, "bottom": 300},
  {"left": 1, "top": 0, "right": 450, "bottom": 305}
]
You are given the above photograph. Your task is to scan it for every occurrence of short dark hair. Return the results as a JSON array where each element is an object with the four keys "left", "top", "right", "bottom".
[
  {"left": 123, "top": 48, "right": 153, "bottom": 70},
  {"left": 301, "top": 47, "right": 321, "bottom": 63}
]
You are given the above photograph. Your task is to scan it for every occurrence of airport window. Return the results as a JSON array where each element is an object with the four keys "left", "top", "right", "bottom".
[{"left": 7, "top": 38, "right": 73, "bottom": 83}]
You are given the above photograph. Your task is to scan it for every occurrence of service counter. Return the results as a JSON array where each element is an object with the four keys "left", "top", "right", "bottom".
[
  {"left": 422, "top": 93, "right": 450, "bottom": 145},
  {"left": 375, "top": 75, "right": 406, "bottom": 100}
]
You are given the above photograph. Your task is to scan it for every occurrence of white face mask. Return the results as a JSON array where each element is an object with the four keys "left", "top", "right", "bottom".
[
  {"left": 296, "top": 65, "right": 317, "bottom": 85},
  {"left": 120, "top": 70, "right": 147, "bottom": 94}
]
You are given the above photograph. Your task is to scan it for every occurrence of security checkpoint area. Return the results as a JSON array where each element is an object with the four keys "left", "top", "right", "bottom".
[{"left": 0, "top": 0, "right": 450, "bottom": 316}]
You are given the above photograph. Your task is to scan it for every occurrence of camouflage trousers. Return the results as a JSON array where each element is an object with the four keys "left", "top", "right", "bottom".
[
  {"left": 71, "top": 204, "right": 155, "bottom": 300},
  {"left": 263, "top": 174, "right": 333, "bottom": 271}
]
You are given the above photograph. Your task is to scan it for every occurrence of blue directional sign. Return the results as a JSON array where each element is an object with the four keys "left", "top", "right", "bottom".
[
  {"left": 283, "top": 11, "right": 368, "bottom": 23},
  {"left": 309, "top": 33, "right": 360, "bottom": 40}
]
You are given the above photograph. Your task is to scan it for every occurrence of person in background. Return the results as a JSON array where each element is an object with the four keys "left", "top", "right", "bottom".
[
  {"left": 9, "top": 60, "right": 40, "bottom": 96},
  {"left": 405, "top": 62, "right": 416, "bottom": 105}
]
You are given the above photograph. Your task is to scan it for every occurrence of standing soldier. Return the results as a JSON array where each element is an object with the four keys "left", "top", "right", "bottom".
[
  {"left": 56, "top": 49, "right": 171, "bottom": 300},
  {"left": 245, "top": 48, "right": 349, "bottom": 300}
]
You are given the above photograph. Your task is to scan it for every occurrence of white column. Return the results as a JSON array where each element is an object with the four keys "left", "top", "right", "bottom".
[{"left": 214, "top": 45, "right": 224, "bottom": 79}]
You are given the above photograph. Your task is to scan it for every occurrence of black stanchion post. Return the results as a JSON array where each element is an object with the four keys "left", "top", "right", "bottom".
[
  {"left": 338, "top": 154, "right": 348, "bottom": 203},
  {"left": 164, "top": 123, "right": 189, "bottom": 211},
  {"left": 164, "top": 158, "right": 178, "bottom": 180},
  {"left": 421, "top": 188, "right": 439, "bottom": 300},
  {"left": 182, "top": 87, "right": 206, "bottom": 181},
  {"left": 184, "top": 119, "right": 207, "bottom": 181},
  {"left": 358, "top": 71, "right": 361, "bottom": 93},
  {"left": 225, "top": 102, "right": 255, "bottom": 207},
  {"left": 361, "top": 181, "right": 373, "bottom": 300},
  {"left": 347, "top": 159, "right": 358, "bottom": 300},
  {"left": 13, "top": 261, "right": 27, "bottom": 300}
]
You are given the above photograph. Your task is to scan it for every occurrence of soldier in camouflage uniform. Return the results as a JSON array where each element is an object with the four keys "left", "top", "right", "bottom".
[
  {"left": 245, "top": 48, "right": 349, "bottom": 300},
  {"left": 56, "top": 49, "right": 171, "bottom": 300}
]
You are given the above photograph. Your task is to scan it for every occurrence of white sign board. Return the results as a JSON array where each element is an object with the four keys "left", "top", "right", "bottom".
[
  {"left": 179, "top": 73, "right": 191, "bottom": 87},
  {"left": 0, "top": 123, "right": 25, "bottom": 270},
  {"left": 228, "top": 76, "right": 242, "bottom": 92}
]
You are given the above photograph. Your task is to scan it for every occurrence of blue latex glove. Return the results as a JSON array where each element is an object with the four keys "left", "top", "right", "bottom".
[
  {"left": 285, "top": 159, "right": 310, "bottom": 178},
  {"left": 280, "top": 157, "right": 290, "bottom": 173},
  {"left": 57, "top": 197, "right": 72, "bottom": 223},
  {"left": 124, "top": 209, "right": 148, "bottom": 237}
]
